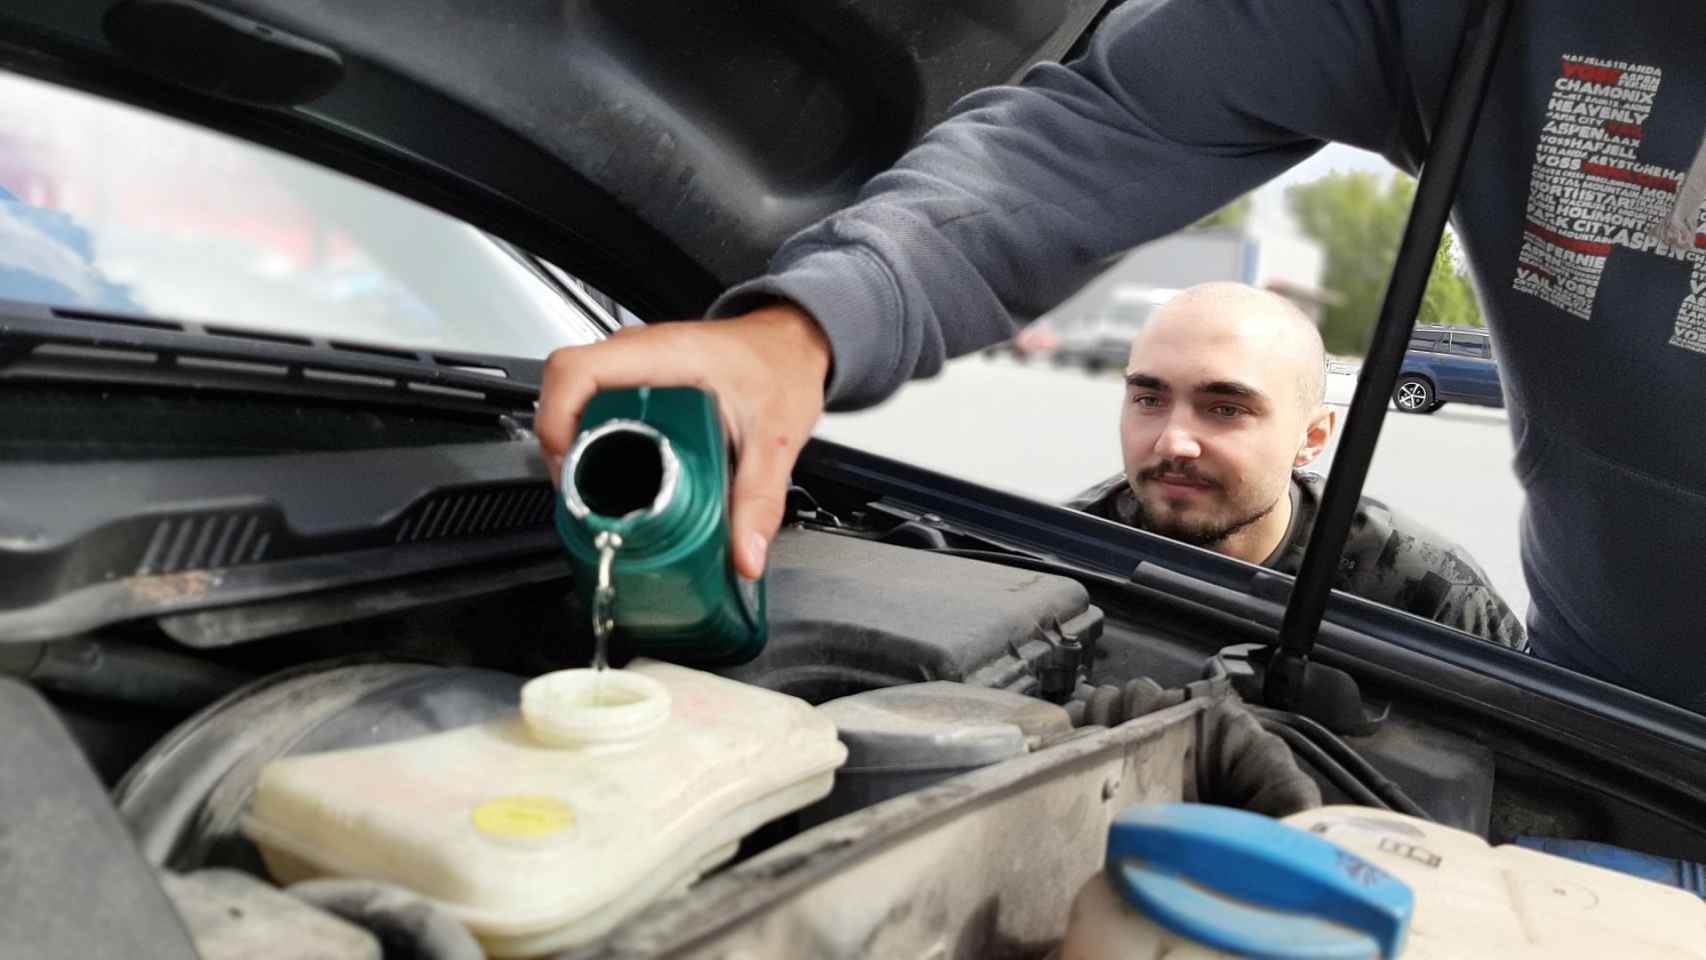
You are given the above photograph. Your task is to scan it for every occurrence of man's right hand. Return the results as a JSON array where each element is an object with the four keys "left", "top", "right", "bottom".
[{"left": 536, "top": 303, "right": 832, "bottom": 581}]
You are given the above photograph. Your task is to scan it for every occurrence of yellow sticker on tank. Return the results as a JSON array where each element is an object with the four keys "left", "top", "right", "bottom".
[{"left": 472, "top": 795, "right": 575, "bottom": 838}]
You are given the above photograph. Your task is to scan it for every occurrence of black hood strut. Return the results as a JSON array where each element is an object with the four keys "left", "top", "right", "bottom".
[{"left": 1263, "top": 0, "right": 1515, "bottom": 719}]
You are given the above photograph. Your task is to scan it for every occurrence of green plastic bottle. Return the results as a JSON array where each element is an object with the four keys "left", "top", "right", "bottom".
[{"left": 553, "top": 386, "right": 767, "bottom": 665}]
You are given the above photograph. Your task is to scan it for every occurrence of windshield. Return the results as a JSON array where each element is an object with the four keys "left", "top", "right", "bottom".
[
  {"left": 0, "top": 72, "right": 600, "bottom": 358},
  {"left": 820, "top": 161, "right": 1535, "bottom": 652}
]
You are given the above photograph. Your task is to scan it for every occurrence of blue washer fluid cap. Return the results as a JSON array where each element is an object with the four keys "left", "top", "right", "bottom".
[{"left": 1105, "top": 804, "right": 1413, "bottom": 960}]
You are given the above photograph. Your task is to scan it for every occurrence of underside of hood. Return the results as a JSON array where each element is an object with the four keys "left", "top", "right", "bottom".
[{"left": 0, "top": 0, "right": 1109, "bottom": 318}]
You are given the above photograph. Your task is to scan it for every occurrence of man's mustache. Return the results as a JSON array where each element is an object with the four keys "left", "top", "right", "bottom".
[{"left": 1137, "top": 459, "right": 1220, "bottom": 489}]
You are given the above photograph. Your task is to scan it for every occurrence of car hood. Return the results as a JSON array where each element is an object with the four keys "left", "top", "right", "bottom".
[{"left": 0, "top": 0, "right": 1109, "bottom": 319}]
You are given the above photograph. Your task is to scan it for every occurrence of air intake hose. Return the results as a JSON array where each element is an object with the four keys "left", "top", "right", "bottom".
[{"left": 1069, "top": 678, "right": 1321, "bottom": 817}]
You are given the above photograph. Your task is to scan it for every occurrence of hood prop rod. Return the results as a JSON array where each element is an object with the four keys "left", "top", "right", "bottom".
[{"left": 1263, "top": 0, "right": 1513, "bottom": 718}]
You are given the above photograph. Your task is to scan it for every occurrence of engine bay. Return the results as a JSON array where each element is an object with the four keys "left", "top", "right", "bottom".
[{"left": 12, "top": 468, "right": 1706, "bottom": 957}]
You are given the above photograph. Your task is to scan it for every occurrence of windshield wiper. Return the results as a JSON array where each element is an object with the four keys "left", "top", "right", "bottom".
[{"left": 0, "top": 297, "right": 543, "bottom": 423}]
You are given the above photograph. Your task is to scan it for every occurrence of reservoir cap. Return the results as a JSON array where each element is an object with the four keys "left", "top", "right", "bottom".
[
  {"left": 817, "top": 683, "right": 1069, "bottom": 771},
  {"left": 521, "top": 667, "right": 670, "bottom": 749},
  {"left": 1105, "top": 803, "right": 1413, "bottom": 959}
]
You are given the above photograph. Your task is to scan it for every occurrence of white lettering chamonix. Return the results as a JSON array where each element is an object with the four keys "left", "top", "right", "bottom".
[{"left": 1513, "top": 55, "right": 1706, "bottom": 354}]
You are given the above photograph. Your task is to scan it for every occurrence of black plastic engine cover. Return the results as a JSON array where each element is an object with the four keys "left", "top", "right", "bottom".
[{"left": 722, "top": 528, "right": 1103, "bottom": 703}]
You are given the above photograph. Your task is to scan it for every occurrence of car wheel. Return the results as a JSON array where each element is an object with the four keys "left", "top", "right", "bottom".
[{"left": 1393, "top": 376, "right": 1434, "bottom": 413}]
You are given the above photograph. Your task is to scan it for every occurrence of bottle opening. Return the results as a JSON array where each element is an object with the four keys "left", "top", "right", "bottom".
[
  {"left": 568, "top": 422, "right": 676, "bottom": 520},
  {"left": 521, "top": 668, "right": 672, "bottom": 749}
]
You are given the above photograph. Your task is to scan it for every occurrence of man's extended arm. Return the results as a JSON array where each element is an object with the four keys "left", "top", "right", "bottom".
[
  {"left": 709, "top": 0, "right": 1425, "bottom": 410},
  {"left": 538, "top": 0, "right": 1450, "bottom": 573}
]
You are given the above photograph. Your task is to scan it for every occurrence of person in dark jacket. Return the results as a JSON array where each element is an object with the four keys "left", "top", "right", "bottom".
[
  {"left": 1067, "top": 283, "right": 1523, "bottom": 648},
  {"left": 538, "top": 1, "right": 1706, "bottom": 709}
]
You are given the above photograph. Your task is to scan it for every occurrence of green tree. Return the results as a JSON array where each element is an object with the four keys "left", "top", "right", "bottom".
[
  {"left": 1419, "top": 230, "right": 1482, "bottom": 330},
  {"left": 1287, "top": 172, "right": 1482, "bottom": 356}
]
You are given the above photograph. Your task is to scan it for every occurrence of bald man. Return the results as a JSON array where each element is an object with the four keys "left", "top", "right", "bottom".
[{"left": 1069, "top": 284, "right": 1524, "bottom": 649}]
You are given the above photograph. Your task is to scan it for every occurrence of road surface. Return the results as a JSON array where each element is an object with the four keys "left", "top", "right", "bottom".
[{"left": 815, "top": 355, "right": 1529, "bottom": 617}]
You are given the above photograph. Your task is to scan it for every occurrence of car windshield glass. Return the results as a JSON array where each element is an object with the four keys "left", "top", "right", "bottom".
[{"left": 0, "top": 72, "right": 600, "bottom": 358}]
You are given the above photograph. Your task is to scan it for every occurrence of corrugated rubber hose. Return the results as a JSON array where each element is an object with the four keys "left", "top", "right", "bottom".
[
  {"left": 1069, "top": 679, "right": 1321, "bottom": 817},
  {"left": 1194, "top": 697, "right": 1324, "bottom": 818},
  {"left": 1248, "top": 706, "right": 1430, "bottom": 818}
]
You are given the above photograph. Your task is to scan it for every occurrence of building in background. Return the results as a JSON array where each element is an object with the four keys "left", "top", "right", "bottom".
[{"left": 1042, "top": 222, "right": 1334, "bottom": 334}]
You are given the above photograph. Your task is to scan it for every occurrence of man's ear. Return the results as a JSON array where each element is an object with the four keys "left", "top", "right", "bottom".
[{"left": 1294, "top": 405, "right": 1337, "bottom": 468}]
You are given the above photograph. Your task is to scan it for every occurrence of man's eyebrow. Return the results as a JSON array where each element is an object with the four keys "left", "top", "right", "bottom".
[
  {"left": 1124, "top": 372, "right": 1167, "bottom": 389},
  {"left": 1195, "top": 379, "right": 1266, "bottom": 401}
]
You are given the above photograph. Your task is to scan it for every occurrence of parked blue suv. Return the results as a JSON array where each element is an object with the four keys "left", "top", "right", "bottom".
[{"left": 1393, "top": 325, "right": 1504, "bottom": 414}]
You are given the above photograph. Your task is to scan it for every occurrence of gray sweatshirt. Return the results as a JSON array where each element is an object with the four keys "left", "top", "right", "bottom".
[{"left": 712, "top": 0, "right": 1706, "bottom": 711}]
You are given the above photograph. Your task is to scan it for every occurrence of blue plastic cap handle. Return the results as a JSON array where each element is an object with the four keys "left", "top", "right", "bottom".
[{"left": 1105, "top": 804, "right": 1413, "bottom": 960}]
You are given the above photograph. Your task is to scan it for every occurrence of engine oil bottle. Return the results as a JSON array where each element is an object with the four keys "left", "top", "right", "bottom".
[{"left": 553, "top": 386, "right": 766, "bottom": 665}]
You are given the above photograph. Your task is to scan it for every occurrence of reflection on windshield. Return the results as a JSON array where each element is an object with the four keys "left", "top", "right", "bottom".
[{"left": 0, "top": 71, "right": 597, "bottom": 358}]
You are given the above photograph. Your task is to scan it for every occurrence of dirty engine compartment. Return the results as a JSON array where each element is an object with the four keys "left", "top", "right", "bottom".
[
  {"left": 5, "top": 0, "right": 1705, "bottom": 953},
  {"left": 10, "top": 435, "right": 1706, "bottom": 958}
]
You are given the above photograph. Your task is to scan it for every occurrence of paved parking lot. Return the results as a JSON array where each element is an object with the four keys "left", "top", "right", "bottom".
[{"left": 815, "top": 355, "right": 1529, "bottom": 616}]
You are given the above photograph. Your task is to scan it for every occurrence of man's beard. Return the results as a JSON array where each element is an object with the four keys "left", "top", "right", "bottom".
[{"left": 1130, "top": 460, "right": 1282, "bottom": 549}]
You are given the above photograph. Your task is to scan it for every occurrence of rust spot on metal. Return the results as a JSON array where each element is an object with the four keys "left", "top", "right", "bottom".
[{"left": 126, "top": 571, "right": 217, "bottom": 604}]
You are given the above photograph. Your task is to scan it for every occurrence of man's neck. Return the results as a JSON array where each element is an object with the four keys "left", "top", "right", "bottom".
[{"left": 1210, "top": 484, "right": 1295, "bottom": 566}]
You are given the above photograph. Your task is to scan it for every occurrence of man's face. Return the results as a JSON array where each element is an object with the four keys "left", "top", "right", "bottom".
[{"left": 1119, "top": 305, "right": 1321, "bottom": 549}]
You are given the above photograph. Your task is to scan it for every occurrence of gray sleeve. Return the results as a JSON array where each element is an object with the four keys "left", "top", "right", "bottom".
[
  {"left": 1413, "top": 571, "right": 1527, "bottom": 651},
  {"left": 1342, "top": 498, "right": 1527, "bottom": 650},
  {"left": 710, "top": 0, "right": 1423, "bottom": 410}
]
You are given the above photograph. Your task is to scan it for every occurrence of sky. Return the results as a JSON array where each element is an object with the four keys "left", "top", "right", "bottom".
[{"left": 1270, "top": 143, "right": 1401, "bottom": 190}]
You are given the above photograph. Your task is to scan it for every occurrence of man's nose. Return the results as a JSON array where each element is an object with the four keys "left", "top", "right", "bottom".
[{"left": 1152, "top": 421, "right": 1202, "bottom": 460}]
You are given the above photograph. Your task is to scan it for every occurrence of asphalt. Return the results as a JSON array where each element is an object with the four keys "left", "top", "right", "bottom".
[{"left": 814, "top": 354, "right": 1529, "bottom": 618}]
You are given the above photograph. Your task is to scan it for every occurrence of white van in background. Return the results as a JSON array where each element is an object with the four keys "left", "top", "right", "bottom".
[{"left": 1052, "top": 285, "right": 1178, "bottom": 374}]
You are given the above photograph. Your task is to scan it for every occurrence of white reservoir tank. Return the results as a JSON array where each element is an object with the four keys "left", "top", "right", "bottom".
[
  {"left": 1059, "top": 803, "right": 1706, "bottom": 959},
  {"left": 242, "top": 659, "right": 846, "bottom": 957}
]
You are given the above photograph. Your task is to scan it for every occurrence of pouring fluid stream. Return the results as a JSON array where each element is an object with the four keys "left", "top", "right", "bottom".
[
  {"left": 588, "top": 390, "right": 643, "bottom": 684},
  {"left": 591, "top": 532, "right": 622, "bottom": 683}
]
